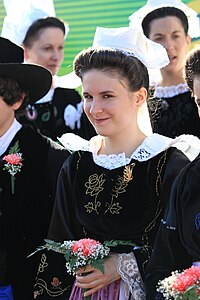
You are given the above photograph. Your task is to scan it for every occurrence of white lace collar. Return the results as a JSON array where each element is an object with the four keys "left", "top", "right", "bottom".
[
  {"left": 0, "top": 118, "right": 22, "bottom": 156},
  {"left": 58, "top": 133, "right": 200, "bottom": 170},
  {"left": 154, "top": 83, "right": 189, "bottom": 98}
]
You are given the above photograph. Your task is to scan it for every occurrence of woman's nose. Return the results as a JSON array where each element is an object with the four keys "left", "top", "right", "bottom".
[
  {"left": 90, "top": 99, "right": 103, "bottom": 114},
  {"left": 52, "top": 49, "right": 60, "bottom": 60},
  {"left": 163, "top": 38, "right": 174, "bottom": 51}
]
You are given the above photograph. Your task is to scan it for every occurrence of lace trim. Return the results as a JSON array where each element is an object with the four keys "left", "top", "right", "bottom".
[
  {"left": 58, "top": 133, "right": 200, "bottom": 170},
  {"left": 154, "top": 83, "right": 189, "bottom": 98},
  {"left": 117, "top": 252, "right": 146, "bottom": 300}
]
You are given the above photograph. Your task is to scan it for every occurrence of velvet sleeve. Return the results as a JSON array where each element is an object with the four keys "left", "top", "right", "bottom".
[
  {"left": 34, "top": 153, "right": 84, "bottom": 299},
  {"left": 176, "top": 156, "right": 200, "bottom": 261},
  {"left": 48, "top": 154, "right": 84, "bottom": 241},
  {"left": 145, "top": 156, "right": 200, "bottom": 300}
]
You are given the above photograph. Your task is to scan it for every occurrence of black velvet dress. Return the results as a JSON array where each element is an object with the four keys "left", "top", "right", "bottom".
[
  {"left": 33, "top": 134, "right": 192, "bottom": 299},
  {"left": 0, "top": 126, "right": 69, "bottom": 300},
  {"left": 17, "top": 87, "right": 96, "bottom": 141},
  {"left": 152, "top": 89, "right": 200, "bottom": 139},
  {"left": 145, "top": 154, "right": 200, "bottom": 300}
]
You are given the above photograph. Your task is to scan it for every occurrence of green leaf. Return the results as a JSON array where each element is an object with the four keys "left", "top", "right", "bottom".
[
  {"left": 9, "top": 140, "right": 20, "bottom": 154},
  {"left": 91, "top": 259, "right": 105, "bottom": 274}
]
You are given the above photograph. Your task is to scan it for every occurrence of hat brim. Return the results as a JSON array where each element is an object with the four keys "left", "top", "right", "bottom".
[{"left": 0, "top": 63, "right": 52, "bottom": 103}]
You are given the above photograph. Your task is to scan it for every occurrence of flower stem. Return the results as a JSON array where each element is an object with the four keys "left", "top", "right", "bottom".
[
  {"left": 83, "top": 288, "right": 90, "bottom": 300},
  {"left": 11, "top": 175, "right": 15, "bottom": 194}
]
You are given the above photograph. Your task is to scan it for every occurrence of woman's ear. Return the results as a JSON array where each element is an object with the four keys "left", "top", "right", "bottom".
[{"left": 135, "top": 87, "right": 147, "bottom": 106}]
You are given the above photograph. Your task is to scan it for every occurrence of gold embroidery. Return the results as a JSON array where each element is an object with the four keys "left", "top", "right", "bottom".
[
  {"left": 85, "top": 163, "right": 135, "bottom": 215},
  {"left": 156, "top": 150, "right": 167, "bottom": 197},
  {"left": 85, "top": 174, "right": 105, "bottom": 214},
  {"left": 145, "top": 150, "right": 167, "bottom": 234},
  {"left": 123, "top": 163, "right": 135, "bottom": 183},
  {"left": 37, "top": 253, "right": 48, "bottom": 274},
  {"left": 76, "top": 151, "right": 81, "bottom": 170},
  {"left": 105, "top": 163, "right": 135, "bottom": 214},
  {"left": 34, "top": 254, "right": 70, "bottom": 297}
]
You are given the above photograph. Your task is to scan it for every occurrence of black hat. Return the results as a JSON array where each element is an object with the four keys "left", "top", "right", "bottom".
[{"left": 0, "top": 37, "right": 52, "bottom": 103}]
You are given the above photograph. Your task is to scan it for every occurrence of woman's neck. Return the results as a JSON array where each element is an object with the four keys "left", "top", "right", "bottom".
[
  {"left": 99, "top": 130, "right": 147, "bottom": 158},
  {"left": 160, "top": 69, "right": 185, "bottom": 86}
]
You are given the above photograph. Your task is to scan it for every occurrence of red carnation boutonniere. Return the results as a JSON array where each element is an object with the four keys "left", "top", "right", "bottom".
[
  {"left": 3, "top": 141, "right": 23, "bottom": 194},
  {"left": 157, "top": 265, "right": 200, "bottom": 299}
]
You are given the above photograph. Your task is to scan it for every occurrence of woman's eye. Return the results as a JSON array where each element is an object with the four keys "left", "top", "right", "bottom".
[
  {"left": 103, "top": 94, "right": 112, "bottom": 99},
  {"left": 84, "top": 95, "right": 92, "bottom": 100}
]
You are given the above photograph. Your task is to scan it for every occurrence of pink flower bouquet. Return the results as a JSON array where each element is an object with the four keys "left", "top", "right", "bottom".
[
  {"left": 33, "top": 238, "right": 135, "bottom": 300},
  {"left": 157, "top": 265, "right": 200, "bottom": 299}
]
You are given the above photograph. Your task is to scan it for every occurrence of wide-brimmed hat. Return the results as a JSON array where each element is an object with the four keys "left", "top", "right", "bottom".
[{"left": 0, "top": 37, "right": 52, "bottom": 103}]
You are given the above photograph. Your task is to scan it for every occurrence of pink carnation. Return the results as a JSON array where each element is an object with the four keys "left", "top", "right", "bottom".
[
  {"left": 172, "top": 266, "right": 200, "bottom": 294},
  {"left": 72, "top": 238, "right": 101, "bottom": 257},
  {"left": 3, "top": 153, "right": 22, "bottom": 165}
]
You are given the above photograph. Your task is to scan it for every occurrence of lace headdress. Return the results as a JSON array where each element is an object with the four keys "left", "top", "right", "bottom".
[
  {"left": 92, "top": 26, "right": 169, "bottom": 70},
  {"left": 1, "top": 0, "right": 69, "bottom": 46},
  {"left": 129, "top": 0, "right": 200, "bottom": 38}
]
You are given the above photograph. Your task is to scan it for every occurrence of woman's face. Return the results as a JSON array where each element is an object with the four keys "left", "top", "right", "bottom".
[
  {"left": 82, "top": 69, "right": 143, "bottom": 138},
  {"left": 148, "top": 16, "right": 190, "bottom": 75},
  {"left": 193, "top": 76, "right": 200, "bottom": 117},
  {"left": 24, "top": 27, "right": 64, "bottom": 75}
]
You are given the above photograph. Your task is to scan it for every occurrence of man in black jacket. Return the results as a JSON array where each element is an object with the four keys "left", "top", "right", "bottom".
[{"left": 0, "top": 37, "right": 69, "bottom": 300}]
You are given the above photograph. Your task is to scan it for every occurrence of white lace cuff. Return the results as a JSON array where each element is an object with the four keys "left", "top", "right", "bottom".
[{"left": 117, "top": 252, "right": 146, "bottom": 300}]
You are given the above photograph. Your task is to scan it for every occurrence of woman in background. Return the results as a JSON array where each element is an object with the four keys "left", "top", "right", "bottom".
[
  {"left": 18, "top": 16, "right": 96, "bottom": 141},
  {"left": 129, "top": 1, "right": 200, "bottom": 139},
  {"left": 145, "top": 46, "right": 200, "bottom": 299}
]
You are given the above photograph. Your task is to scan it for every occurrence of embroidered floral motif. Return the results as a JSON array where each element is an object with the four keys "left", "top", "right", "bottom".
[
  {"left": 52, "top": 277, "right": 61, "bottom": 287},
  {"left": 195, "top": 213, "right": 200, "bottom": 230},
  {"left": 85, "top": 163, "right": 135, "bottom": 215},
  {"left": 85, "top": 174, "right": 105, "bottom": 214},
  {"left": 34, "top": 254, "right": 70, "bottom": 297},
  {"left": 105, "top": 163, "right": 135, "bottom": 215},
  {"left": 37, "top": 253, "right": 48, "bottom": 273},
  {"left": 123, "top": 164, "right": 135, "bottom": 183}
]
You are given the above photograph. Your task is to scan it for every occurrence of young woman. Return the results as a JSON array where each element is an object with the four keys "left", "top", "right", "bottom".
[
  {"left": 0, "top": 37, "right": 69, "bottom": 300},
  {"left": 145, "top": 46, "right": 200, "bottom": 300},
  {"left": 129, "top": 2, "right": 200, "bottom": 139},
  {"left": 33, "top": 27, "right": 199, "bottom": 300},
  {"left": 18, "top": 17, "right": 96, "bottom": 141}
]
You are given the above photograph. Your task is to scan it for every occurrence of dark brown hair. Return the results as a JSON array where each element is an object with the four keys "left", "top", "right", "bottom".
[
  {"left": 23, "top": 17, "right": 65, "bottom": 48},
  {"left": 185, "top": 46, "right": 200, "bottom": 92},
  {"left": 0, "top": 76, "right": 29, "bottom": 111},
  {"left": 142, "top": 7, "right": 189, "bottom": 38},
  {"left": 73, "top": 47, "right": 149, "bottom": 92}
]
